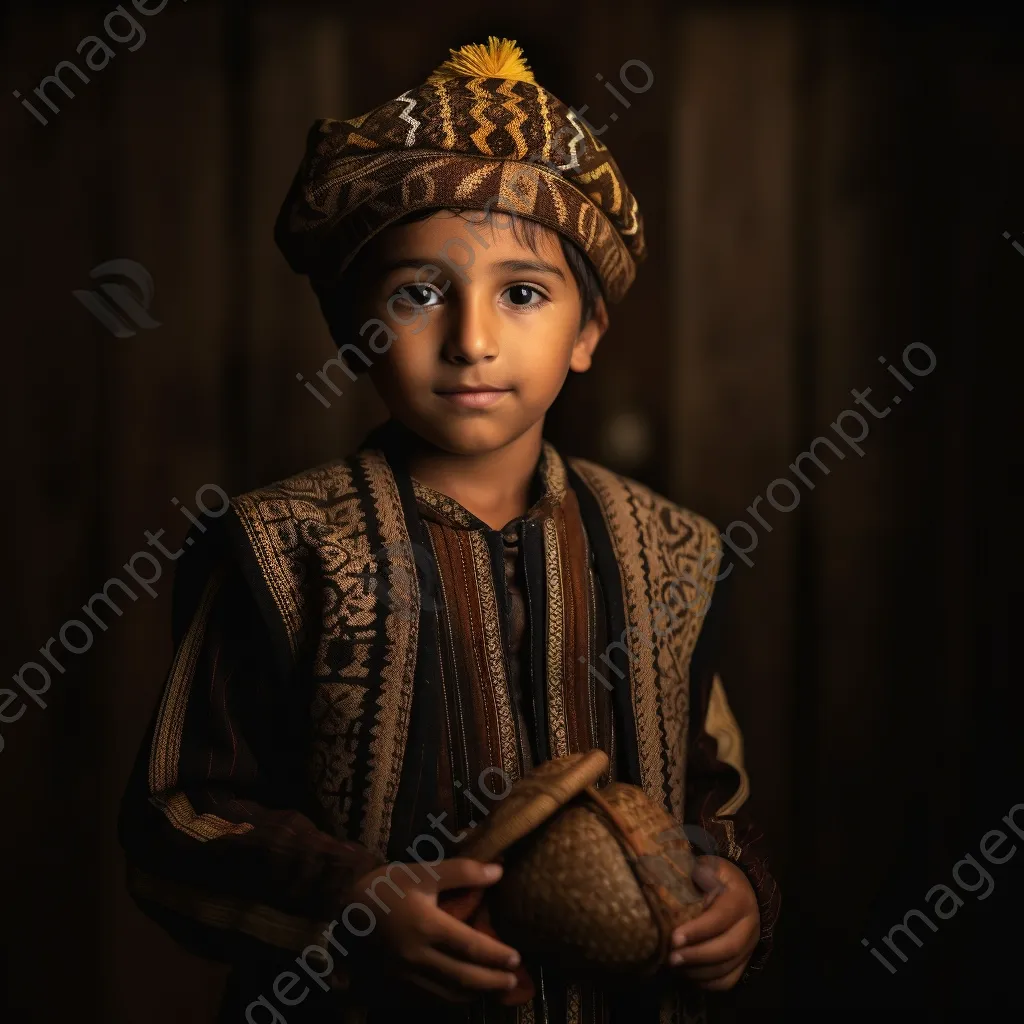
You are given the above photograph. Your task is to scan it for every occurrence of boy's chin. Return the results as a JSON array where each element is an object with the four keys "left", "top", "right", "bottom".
[{"left": 414, "top": 417, "right": 535, "bottom": 457}]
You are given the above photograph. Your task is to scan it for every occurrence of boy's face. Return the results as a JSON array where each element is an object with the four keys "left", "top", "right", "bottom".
[{"left": 355, "top": 210, "right": 608, "bottom": 457}]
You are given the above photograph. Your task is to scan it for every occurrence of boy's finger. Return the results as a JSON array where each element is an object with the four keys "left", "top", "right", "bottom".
[
  {"left": 431, "top": 907, "right": 521, "bottom": 967},
  {"left": 433, "top": 858, "right": 503, "bottom": 891},
  {"left": 670, "top": 892, "right": 738, "bottom": 947},
  {"left": 690, "top": 858, "right": 722, "bottom": 890},
  {"left": 418, "top": 947, "right": 519, "bottom": 992},
  {"left": 677, "top": 949, "right": 750, "bottom": 982},
  {"left": 669, "top": 918, "right": 754, "bottom": 966},
  {"left": 691, "top": 857, "right": 728, "bottom": 902}
]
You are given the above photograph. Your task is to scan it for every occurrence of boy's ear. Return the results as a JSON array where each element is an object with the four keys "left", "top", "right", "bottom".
[{"left": 569, "top": 295, "right": 610, "bottom": 373}]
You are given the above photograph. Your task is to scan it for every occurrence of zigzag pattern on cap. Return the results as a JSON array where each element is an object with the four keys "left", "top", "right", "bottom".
[{"left": 276, "top": 36, "right": 645, "bottom": 303}]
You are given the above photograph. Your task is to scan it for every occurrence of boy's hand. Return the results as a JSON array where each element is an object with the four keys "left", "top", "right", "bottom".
[
  {"left": 351, "top": 858, "right": 520, "bottom": 1003},
  {"left": 668, "top": 855, "right": 759, "bottom": 991}
]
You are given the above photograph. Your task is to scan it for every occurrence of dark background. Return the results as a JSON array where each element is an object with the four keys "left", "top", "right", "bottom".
[{"left": 1, "top": 1, "right": 1022, "bottom": 1019}]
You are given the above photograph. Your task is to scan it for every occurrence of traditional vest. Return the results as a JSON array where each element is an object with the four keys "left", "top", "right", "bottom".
[{"left": 221, "top": 429, "right": 721, "bottom": 870}]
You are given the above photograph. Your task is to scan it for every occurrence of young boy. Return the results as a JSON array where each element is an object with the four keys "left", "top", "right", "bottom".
[{"left": 119, "top": 37, "right": 779, "bottom": 1024}]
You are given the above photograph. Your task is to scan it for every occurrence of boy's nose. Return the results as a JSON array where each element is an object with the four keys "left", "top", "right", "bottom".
[{"left": 442, "top": 297, "right": 499, "bottom": 364}]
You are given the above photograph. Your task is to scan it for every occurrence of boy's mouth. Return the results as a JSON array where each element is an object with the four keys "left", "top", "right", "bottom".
[{"left": 434, "top": 384, "right": 514, "bottom": 409}]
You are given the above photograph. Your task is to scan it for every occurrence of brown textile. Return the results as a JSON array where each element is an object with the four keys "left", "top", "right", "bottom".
[
  {"left": 274, "top": 37, "right": 645, "bottom": 304},
  {"left": 407, "top": 446, "right": 617, "bottom": 854},
  {"left": 118, "top": 432, "right": 780, "bottom": 1024}
]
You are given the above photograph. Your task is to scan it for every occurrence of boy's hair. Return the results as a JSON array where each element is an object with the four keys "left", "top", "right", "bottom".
[{"left": 313, "top": 209, "right": 604, "bottom": 359}]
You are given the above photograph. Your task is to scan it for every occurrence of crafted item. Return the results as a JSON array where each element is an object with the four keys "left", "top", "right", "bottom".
[
  {"left": 459, "top": 751, "right": 706, "bottom": 985},
  {"left": 275, "top": 36, "right": 646, "bottom": 308}
]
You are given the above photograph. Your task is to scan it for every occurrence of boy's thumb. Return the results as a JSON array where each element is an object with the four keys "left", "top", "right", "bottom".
[
  {"left": 435, "top": 857, "right": 503, "bottom": 892},
  {"left": 690, "top": 856, "right": 722, "bottom": 893}
]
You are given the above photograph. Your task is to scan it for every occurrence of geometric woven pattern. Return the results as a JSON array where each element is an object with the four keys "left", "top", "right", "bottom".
[{"left": 275, "top": 39, "right": 646, "bottom": 302}]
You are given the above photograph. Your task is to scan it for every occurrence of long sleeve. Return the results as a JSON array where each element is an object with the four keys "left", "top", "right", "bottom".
[
  {"left": 118, "top": 556, "right": 384, "bottom": 970},
  {"left": 683, "top": 563, "right": 781, "bottom": 978}
]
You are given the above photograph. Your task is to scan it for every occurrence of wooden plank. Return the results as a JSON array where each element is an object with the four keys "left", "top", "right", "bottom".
[
  {"left": 794, "top": 9, "right": 955, "bottom": 997},
  {"left": 531, "top": 0, "right": 675, "bottom": 490},
  {"left": 0, "top": 2, "right": 117, "bottom": 1014},
  {"left": 245, "top": 6, "right": 373, "bottom": 486},
  {"left": 98, "top": 2, "right": 232, "bottom": 1019},
  {"left": 670, "top": 5, "right": 799, "bottom": 908}
]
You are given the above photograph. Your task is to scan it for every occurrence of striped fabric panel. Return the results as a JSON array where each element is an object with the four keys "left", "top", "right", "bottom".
[{"left": 148, "top": 567, "right": 255, "bottom": 842}]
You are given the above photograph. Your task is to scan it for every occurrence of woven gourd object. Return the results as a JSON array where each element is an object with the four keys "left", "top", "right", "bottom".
[{"left": 464, "top": 751, "right": 706, "bottom": 975}]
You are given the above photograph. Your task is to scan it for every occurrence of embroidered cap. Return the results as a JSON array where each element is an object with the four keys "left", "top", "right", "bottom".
[{"left": 274, "top": 36, "right": 646, "bottom": 303}]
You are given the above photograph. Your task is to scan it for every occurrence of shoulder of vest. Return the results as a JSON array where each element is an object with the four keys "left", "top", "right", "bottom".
[
  {"left": 218, "top": 451, "right": 398, "bottom": 675},
  {"left": 230, "top": 454, "right": 363, "bottom": 509},
  {"left": 225, "top": 451, "right": 380, "bottom": 597},
  {"left": 566, "top": 456, "right": 722, "bottom": 551}
]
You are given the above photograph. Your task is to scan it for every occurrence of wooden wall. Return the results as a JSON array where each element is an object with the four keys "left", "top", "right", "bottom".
[
  {"left": 670, "top": 6, "right": 1024, "bottom": 1010},
  {"left": 1, "top": 2, "right": 1021, "bottom": 1018}
]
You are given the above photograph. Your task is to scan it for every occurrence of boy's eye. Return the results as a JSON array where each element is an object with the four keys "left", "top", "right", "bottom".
[
  {"left": 393, "top": 284, "right": 441, "bottom": 307},
  {"left": 503, "top": 284, "right": 546, "bottom": 308}
]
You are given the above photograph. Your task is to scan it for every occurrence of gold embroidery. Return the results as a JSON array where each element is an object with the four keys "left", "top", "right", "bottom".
[
  {"left": 411, "top": 477, "right": 476, "bottom": 527},
  {"left": 534, "top": 82, "right": 553, "bottom": 165},
  {"left": 566, "top": 983, "right": 582, "bottom": 1024},
  {"left": 568, "top": 459, "right": 721, "bottom": 820},
  {"left": 233, "top": 451, "right": 418, "bottom": 859},
  {"left": 705, "top": 674, "right": 750, "bottom": 817},
  {"left": 147, "top": 569, "right": 254, "bottom": 842},
  {"left": 714, "top": 816, "right": 743, "bottom": 861},
  {"left": 359, "top": 451, "right": 420, "bottom": 859},
  {"left": 568, "top": 461, "right": 666, "bottom": 806},
  {"left": 434, "top": 80, "right": 456, "bottom": 149},
  {"left": 655, "top": 517, "right": 718, "bottom": 816},
  {"left": 578, "top": 161, "right": 623, "bottom": 215},
  {"left": 468, "top": 531, "right": 520, "bottom": 783},
  {"left": 466, "top": 77, "right": 497, "bottom": 155},
  {"left": 497, "top": 79, "right": 529, "bottom": 158},
  {"left": 500, "top": 160, "right": 540, "bottom": 215},
  {"left": 148, "top": 569, "right": 258, "bottom": 839},
  {"left": 153, "top": 792, "right": 253, "bottom": 843},
  {"left": 412, "top": 443, "right": 566, "bottom": 529},
  {"left": 540, "top": 441, "right": 568, "bottom": 502},
  {"left": 149, "top": 569, "right": 224, "bottom": 797},
  {"left": 543, "top": 516, "right": 569, "bottom": 758},
  {"left": 309, "top": 682, "right": 370, "bottom": 836},
  {"left": 232, "top": 460, "right": 361, "bottom": 658}
]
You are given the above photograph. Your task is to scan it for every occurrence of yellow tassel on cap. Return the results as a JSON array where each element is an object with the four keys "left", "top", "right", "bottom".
[{"left": 426, "top": 36, "right": 536, "bottom": 85}]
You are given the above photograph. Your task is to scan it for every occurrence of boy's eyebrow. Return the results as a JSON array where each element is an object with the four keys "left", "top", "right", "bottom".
[
  {"left": 491, "top": 258, "right": 567, "bottom": 282},
  {"left": 377, "top": 256, "right": 567, "bottom": 282}
]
